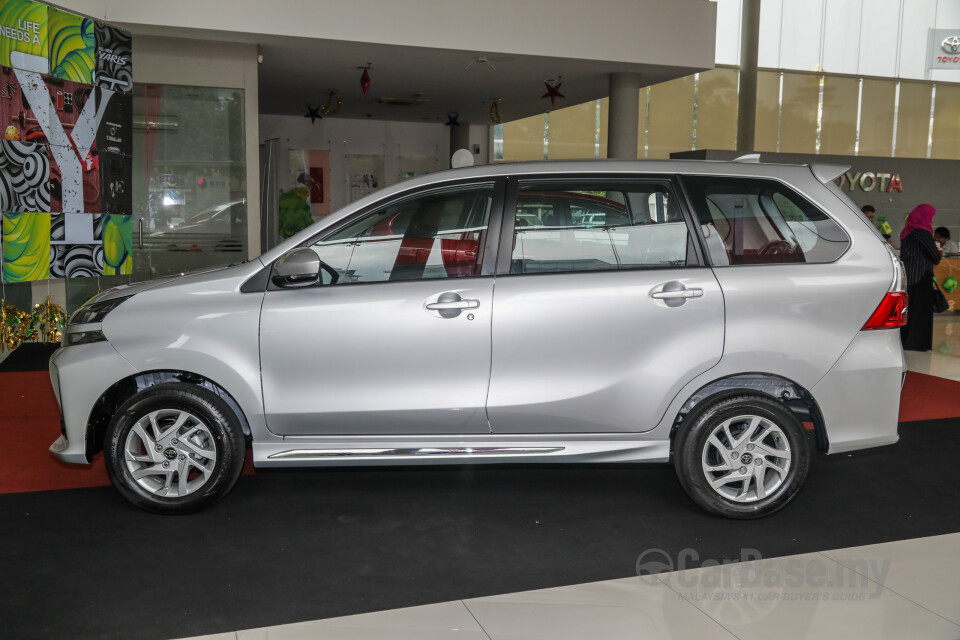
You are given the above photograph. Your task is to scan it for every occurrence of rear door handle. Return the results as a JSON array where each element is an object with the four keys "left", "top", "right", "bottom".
[
  {"left": 425, "top": 292, "right": 479, "bottom": 318},
  {"left": 651, "top": 289, "right": 703, "bottom": 299},
  {"left": 426, "top": 299, "right": 480, "bottom": 310}
]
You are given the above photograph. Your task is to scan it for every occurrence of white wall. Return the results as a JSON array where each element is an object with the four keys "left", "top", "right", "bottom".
[
  {"left": 259, "top": 115, "right": 451, "bottom": 213},
  {"left": 714, "top": 0, "right": 960, "bottom": 81},
  {"left": 56, "top": 0, "right": 716, "bottom": 69}
]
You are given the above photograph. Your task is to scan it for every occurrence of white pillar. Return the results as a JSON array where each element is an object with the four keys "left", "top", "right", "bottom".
[{"left": 607, "top": 72, "right": 642, "bottom": 159}]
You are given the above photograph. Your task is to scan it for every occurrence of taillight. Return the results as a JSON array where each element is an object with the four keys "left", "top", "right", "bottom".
[{"left": 862, "top": 292, "right": 908, "bottom": 330}]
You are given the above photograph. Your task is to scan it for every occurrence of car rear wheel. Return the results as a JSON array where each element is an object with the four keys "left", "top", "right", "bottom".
[
  {"left": 104, "top": 383, "right": 245, "bottom": 514},
  {"left": 674, "top": 393, "right": 810, "bottom": 519}
]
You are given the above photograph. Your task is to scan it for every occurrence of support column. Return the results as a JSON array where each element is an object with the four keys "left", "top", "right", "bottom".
[
  {"left": 449, "top": 123, "right": 471, "bottom": 167},
  {"left": 736, "top": 0, "right": 761, "bottom": 152},
  {"left": 607, "top": 72, "right": 641, "bottom": 159}
]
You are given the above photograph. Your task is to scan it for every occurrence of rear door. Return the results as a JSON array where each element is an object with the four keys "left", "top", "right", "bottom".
[{"left": 486, "top": 175, "right": 725, "bottom": 434}]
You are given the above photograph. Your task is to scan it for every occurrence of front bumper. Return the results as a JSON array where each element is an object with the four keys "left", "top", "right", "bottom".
[{"left": 48, "top": 341, "right": 137, "bottom": 464}]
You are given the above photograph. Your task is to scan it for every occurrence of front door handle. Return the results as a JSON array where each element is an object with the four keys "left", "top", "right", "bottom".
[
  {"left": 650, "top": 282, "right": 703, "bottom": 308},
  {"left": 651, "top": 289, "right": 703, "bottom": 300},
  {"left": 426, "top": 292, "right": 479, "bottom": 318}
]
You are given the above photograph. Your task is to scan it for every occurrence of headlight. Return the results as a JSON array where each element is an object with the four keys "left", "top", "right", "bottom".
[
  {"left": 65, "top": 330, "right": 106, "bottom": 346},
  {"left": 69, "top": 295, "right": 132, "bottom": 325}
]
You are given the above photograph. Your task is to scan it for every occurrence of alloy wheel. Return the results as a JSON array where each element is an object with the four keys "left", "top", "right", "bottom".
[
  {"left": 123, "top": 409, "right": 218, "bottom": 498},
  {"left": 700, "top": 414, "right": 792, "bottom": 503}
]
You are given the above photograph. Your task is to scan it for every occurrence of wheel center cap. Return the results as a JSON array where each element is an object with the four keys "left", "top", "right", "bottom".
[
  {"left": 163, "top": 447, "right": 178, "bottom": 460},
  {"left": 740, "top": 452, "right": 753, "bottom": 464}
]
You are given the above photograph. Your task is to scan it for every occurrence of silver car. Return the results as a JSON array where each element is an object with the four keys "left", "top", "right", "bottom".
[{"left": 49, "top": 159, "right": 907, "bottom": 518}]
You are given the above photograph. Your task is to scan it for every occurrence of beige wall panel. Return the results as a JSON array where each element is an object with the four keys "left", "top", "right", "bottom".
[
  {"left": 820, "top": 75, "right": 859, "bottom": 156},
  {"left": 755, "top": 71, "right": 781, "bottom": 152},
  {"left": 932, "top": 83, "right": 960, "bottom": 160},
  {"left": 779, "top": 73, "right": 820, "bottom": 154},
  {"left": 696, "top": 68, "right": 739, "bottom": 151},
  {"left": 502, "top": 113, "right": 546, "bottom": 161},
  {"left": 647, "top": 75, "right": 695, "bottom": 159},
  {"left": 895, "top": 81, "right": 933, "bottom": 159},
  {"left": 859, "top": 79, "right": 896, "bottom": 157},
  {"left": 548, "top": 100, "right": 598, "bottom": 159}
]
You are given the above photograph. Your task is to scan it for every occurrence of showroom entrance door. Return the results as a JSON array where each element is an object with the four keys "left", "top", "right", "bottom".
[{"left": 259, "top": 181, "right": 501, "bottom": 436}]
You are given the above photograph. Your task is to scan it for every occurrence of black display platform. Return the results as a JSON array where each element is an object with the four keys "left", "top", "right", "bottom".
[
  {"left": 0, "top": 343, "right": 59, "bottom": 372},
  {"left": 1, "top": 420, "right": 958, "bottom": 640}
]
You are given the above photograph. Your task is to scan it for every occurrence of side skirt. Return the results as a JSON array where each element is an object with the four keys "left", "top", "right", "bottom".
[{"left": 253, "top": 437, "right": 670, "bottom": 467}]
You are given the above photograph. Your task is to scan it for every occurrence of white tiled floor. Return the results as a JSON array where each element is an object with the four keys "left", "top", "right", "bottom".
[
  {"left": 177, "top": 533, "right": 960, "bottom": 640},
  {"left": 177, "top": 324, "right": 960, "bottom": 640},
  {"left": 905, "top": 314, "right": 960, "bottom": 380}
]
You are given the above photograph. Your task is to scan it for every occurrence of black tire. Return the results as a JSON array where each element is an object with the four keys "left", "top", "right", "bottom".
[
  {"left": 673, "top": 393, "right": 810, "bottom": 519},
  {"left": 104, "top": 382, "right": 245, "bottom": 514}
]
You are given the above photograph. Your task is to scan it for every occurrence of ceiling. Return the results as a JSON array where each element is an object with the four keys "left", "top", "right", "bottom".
[
  {"left": 123, "top": 24, "right": 707, "bottom": 125},
  {"left": 252, "top": 34, "right": 706, "bottom": 124}
]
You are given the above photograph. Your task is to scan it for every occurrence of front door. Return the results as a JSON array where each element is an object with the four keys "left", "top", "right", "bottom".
[
  {"left": 260, "top": 181, "right": 501, "bottom": 435},
  {"left": 487, "top": 177, "right": 725, "bottom": 434}
]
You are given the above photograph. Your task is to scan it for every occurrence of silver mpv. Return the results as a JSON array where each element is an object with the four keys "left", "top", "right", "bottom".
[{"left": 50, "top": 160, "right": 907, "bottom": 518}]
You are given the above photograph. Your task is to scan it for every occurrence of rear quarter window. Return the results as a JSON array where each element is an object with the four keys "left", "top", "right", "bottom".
[{"left": 681, "top": 176, "right": 850, "bottom": 266}]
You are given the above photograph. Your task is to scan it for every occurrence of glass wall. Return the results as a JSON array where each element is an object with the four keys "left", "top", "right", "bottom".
[
  {"left": 1, "top": 84, "right": 247, "bottom": 318},
  {"left": 132, "top": 84, "right": 248, "bottom": 282},
  {"left": 495, "top": 69, "right": 960, "bottom": 164}
]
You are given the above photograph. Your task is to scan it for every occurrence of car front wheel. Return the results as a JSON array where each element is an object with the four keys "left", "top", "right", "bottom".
[
  {"left": 674, "top": 393, "right": 811, "bottom": 519},
  {"left": 104, "top": 382, "right": 245, "bottom": 514}
]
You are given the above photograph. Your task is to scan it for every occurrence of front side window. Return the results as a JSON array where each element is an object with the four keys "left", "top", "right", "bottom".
[
  {"left": 682, "top": 176, "right": 850, "bottom": 266},
  {"left": 310, "top": 185, "right": 493, "bottom": 284},
  {"left": 510, "top": 181, "right": 691, "bottom": 274}
]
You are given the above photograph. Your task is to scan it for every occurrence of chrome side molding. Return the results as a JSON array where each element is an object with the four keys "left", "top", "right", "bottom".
[{"left": 268, "top": 446, "right": 565, "bottom": 460}]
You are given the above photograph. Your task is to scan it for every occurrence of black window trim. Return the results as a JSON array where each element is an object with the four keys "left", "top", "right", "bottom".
[
  {"left": 677, "top": 173, "right": 852, "bottom": 268},
  {"left": 496, "top": 173, "right": 707, "bottom": 277},
  {"left": 251, "top": 176, "right": 507, "bottom": 291}
]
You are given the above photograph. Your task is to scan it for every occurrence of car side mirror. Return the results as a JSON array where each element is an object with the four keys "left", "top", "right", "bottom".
[{"left": 272, "top": 248, "right": 322, "bottom": 288}]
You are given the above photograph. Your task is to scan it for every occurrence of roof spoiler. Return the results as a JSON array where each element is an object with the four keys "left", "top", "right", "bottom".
[{"left": 810, "top": 163, "right": 849, "bottom": 183}]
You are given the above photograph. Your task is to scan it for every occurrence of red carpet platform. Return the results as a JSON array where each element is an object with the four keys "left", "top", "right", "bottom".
[{"left": 1, "top": 370, "right": 957, "bottom": 495}]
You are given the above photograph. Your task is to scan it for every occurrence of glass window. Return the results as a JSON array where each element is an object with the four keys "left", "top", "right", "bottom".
[
  {"left": 133, "top": 84, "right": 247, "bottom": 280},
  {"left": 510, "top": 182, "right": 691, "bottom": 274},
  {"left": 310, "top": 185, "right": 493, "bottom": 284},
  {"left": 682, "top": 176, "right": 849, "bottom": 266}
]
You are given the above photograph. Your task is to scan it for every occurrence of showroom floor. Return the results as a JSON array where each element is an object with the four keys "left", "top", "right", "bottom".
[
  {"left": 179, "top": 533, "right": 960, "bottom": 640},
  {"left": 2, "top": 317, "right": 960, "bottom": 640}
]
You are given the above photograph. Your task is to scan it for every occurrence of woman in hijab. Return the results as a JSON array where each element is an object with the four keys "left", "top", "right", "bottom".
[{"left": 899, "top": 203, "right": 940, "bottom": 351}]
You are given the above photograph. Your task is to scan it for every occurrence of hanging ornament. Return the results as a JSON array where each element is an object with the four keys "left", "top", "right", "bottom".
[
  {"left": 542, "top": 78, "right": 565, "bottom": 105},
  {"left": 321, "top": 91, "right": 342, "bottom": 116},
  {"left": 489, "top": 101, "right": 501, "bottom": 124},
  {"left": 303, "top": 104, "right": 322, "bottom": 124},
  {"left": 359, "top": 64, "right": 372, "bottom": 96},
  {"left": 445, "top": 112, "right": 460, "bottom": 127}
]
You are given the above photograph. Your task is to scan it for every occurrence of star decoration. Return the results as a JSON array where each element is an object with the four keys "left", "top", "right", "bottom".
[
  {"left": 542, "top": 81, "right": 565, "bottom": 105},
  {"left": 445, "top": 111, "right": 461, "bottom": 127},
  {"left": 304, "top": 104, "right": 322, "bottom": 124},
  {"left": 360, "top": 67, "right": 371, "bottom": 96}
]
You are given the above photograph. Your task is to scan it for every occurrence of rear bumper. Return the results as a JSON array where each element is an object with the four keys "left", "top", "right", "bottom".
[
  {"left": 48, "top": 342, "right": 137, "bottom": 464},
  {"left": 812, "top": 329, "right": 905, "bottom": 454}
]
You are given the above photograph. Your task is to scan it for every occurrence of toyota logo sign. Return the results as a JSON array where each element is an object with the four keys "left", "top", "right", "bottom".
[{"left": 944, "top": 35, "right": 960, "bottom": 54}]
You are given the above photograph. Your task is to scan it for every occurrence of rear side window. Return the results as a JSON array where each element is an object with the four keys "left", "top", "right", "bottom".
[
  {"left": 509, "top": 181, "right": 693, "bottom": 274},
  {"left": 682, "top": 176, "right": 849, "bottom": 265}
]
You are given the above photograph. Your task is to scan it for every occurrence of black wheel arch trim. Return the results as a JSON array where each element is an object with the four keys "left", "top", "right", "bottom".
[
  {"left": 670, "top": 373, "right": 828, "bottom": 454},
  {"left": 85, "top": 370, "right": 252, "bottom": 461}
]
